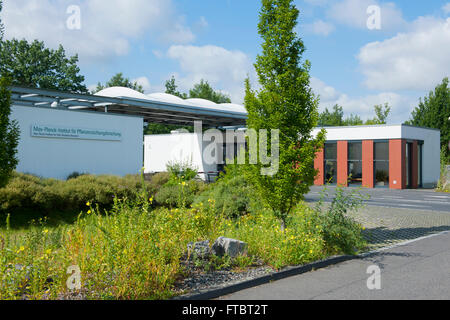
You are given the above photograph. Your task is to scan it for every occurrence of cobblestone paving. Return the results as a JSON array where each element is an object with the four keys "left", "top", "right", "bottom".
[{"left": 350, "top": 206, "right": 450, "bottom": 250}]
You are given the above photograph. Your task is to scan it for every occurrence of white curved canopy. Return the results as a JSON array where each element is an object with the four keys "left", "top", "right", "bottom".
[
  {"left": 95, "top": 87, "right": 247, "bottom": 114},
  {"left": 10, "top": 86, "right": 247, "bottom": 127}
]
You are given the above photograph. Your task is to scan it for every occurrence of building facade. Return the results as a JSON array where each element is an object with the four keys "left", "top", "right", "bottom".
[{"left": 312, "top": 125, "right": 441, "bottom": 189}]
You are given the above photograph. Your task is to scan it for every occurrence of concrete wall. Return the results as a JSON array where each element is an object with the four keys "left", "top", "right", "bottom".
[
  {"left": 144, "top": 131, "right": 245, "bottom": 181},
  {"left": 11, "top": 105, "right": 144, "bottom": 180},
  {"left": 401, "top": 125, "right": 441, "bottom": 188},
  {"left": 144, "top": 132, "right": 206, "bottom": 177}
]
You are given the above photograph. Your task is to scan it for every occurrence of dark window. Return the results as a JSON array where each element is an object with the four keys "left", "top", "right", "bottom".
[
  {"left": 374, "top": 142, "right": 389, "bottom": 187},
  {"left": 324, "top": 143, "right": 337, "bottom": 184},
  {"left": 348, "top": 142, "right": 362, "bottom": 185}
]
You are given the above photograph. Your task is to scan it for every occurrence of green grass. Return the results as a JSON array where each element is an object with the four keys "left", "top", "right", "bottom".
[{"left": 0, "top": 175, "right": 367, "bottom": 300}]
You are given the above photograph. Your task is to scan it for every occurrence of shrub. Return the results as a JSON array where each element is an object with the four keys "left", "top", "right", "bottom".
[
  {"left": 0, "top": 172, "right": 153, "bottom": 214},
  {"left": 314, "top": 185, "right": 368, "bottom": 255},
  {"left": 155, "top": 180, "right": 205, "bottom": 208},
  {"left": 194, "top": 165, "right": 263, "bottom": 219},
  {"left": 66, "top": 172, "right": 88, "bottom": 180},
  {"left": 166, "top": 159, "right": 198, "bottom": 186},
  {"left": 150, "top": 172, "right": 170, "bottom": 188}
]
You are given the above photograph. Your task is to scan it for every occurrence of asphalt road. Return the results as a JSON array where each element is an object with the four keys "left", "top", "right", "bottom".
[
  {"left": 305, "top": 186, "right": 450, "bottom": 212},
  {"left": 219, "top": 231, "right": 450, "bottom": 300}
]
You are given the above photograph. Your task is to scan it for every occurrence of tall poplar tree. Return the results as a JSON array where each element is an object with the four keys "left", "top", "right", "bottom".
[
  {"left": 0, "top": 0, "right": 20, "bottom": 187},
  {"left": 244, "top": 0, "right": 325, "bottom": 229}
]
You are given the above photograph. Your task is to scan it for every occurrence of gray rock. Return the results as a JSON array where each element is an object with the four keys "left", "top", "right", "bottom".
[
  {"left": 212, "top": 237, "right": 248, "bottom": 258},
  {"left": 187, "top": 240, "right": 211, "bottom": 260}
]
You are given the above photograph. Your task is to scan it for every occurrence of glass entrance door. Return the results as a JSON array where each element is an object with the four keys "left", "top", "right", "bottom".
[{"left": 406, "top": 142, "right": 413, "bottom": 188}]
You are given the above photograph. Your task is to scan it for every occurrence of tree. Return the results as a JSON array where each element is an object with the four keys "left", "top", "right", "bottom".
[
  {"left": 165, "top": 76, "right": 187, "bottom": 99},
  {"left": 244, "top": 0, "right": 326, "bottom": 230},
  {"left": 0, "top": 39, "right": 87, "bottom": 93},
  {"left": 365, "top": 103, "right": 391, "bottom": 125},
  {"left": 0, "top": 0, "right": 4, "bottom": 41},
  {"left": 406, "top": 77, "right": 450, "bottom": 162},
  {"left": 93, "top": 73, "right": 144, "bottom": 94},
  {"left": 342, "top": 113, "right": 363, "bottom": 126},
  {"left": 0, "top": 1, "right": 20, "bottom": 188},
  {"left": 189, "top": 79, "right": 231, "bottom": 104},
  {"left": 0, "top": 79, "right": 20, "bottom": 188},
  {"left": 318, "top": 104, "right": 344, "bottom": 126}
]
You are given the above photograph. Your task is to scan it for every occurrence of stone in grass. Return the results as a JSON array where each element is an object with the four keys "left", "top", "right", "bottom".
[
  {"left": 186, "top": 240, "right": 211, "bottom": 261},
  {"left": 212, "top": 237, "right": 248, "bottom": 258}
]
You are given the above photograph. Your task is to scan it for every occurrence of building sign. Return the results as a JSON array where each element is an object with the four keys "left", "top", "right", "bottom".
[{"left": 31, "top": 124, "right": 122, "bottom": 141}]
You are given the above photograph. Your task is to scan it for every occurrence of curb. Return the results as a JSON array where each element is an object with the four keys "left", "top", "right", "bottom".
[
  {"left": 174, "top": 230, "right": 450, "bottom": 300},
  {"left": 173, "top": 254, "right": 357, "bottom": 300}
]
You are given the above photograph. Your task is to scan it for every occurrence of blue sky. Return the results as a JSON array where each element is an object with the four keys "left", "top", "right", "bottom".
[{"left": 2, "top": 0, "right": 450, "bottom": 123}]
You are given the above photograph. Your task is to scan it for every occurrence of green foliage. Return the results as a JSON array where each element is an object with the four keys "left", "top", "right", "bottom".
[
  {"left": 318, "top": 104, "right": 344, "bottom": 127},
  {"left": 144, "top": 123, "right": 193, "bottom": 135},
  {"left": 92, "top": 73, "right": 144, "bottom": 94},
  {"left": 189, "top": 79, "right": 231, "bottom": 104},
  {"left": 365, "top": 103, "right": 391, "bottom": 125},
  {"left": 318, "top": 103, "right": 389, "bottom": 127},
  {"left": 0, "top": 39, "right": 87, "bottom": 93},
  {"left": 154, "top": 160, "right": 204, "bottom": 208},
  {"left": 145, "top": 76, "right": 230, "bottom": 134},
  {"left": 0, "top": 0, "right": 4, "bottom": 41},
  {"left": 194, "top": 165, "right": 264, "bottom": 219},
  {"left": 165, "top": 76, "right": 188, "bottom": 99},
  {"left": 166, "top": 160, "right": 199, "bottom": 185},
  {"left": 0, "top": 77, "right": 20, "bottom": 188},
  {"left": 244, "top": 0, "right": 326, "bottom": 228},
  {"left": 0, "top": 177, "right": 371, "bottom": 299},
  {"left": 155, "top": 180, "right": 205, "bottom": 208},
  {"left": 314, "top": 186, "right": 368, "bottom": 254},
  {"left": 342, "top": 113, "right": 364, "bottom": 126},
  {"left": 0, "top": 173, "right": 155, "bottom": 214},
  {"left": 406, "top": 78, "right": 450, "bottom": 162}
]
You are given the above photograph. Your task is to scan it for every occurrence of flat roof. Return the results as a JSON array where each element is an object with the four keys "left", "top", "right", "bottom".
[
  {"left": 10, "top": 86, "right": 247, "bottom": 127},
  {"left": 315, "top": 124, "right": 440, "bottom": 132}
]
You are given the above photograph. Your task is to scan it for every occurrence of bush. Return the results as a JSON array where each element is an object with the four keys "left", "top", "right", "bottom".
[
  {"left": 66, "top": 172, "right": 88, "bottom": 180},
  {"left": 150, "top": 172, "right": 170, "bottom": 188},
  {"left": 0, "top": 172, "right": 154, "bottom": 214},
  {"left": 194, "top": 165, "right": 263, "bottom": 219},
  {"left": 155, "top": 180, "right": 205, "bottom": 208},
  {"left": 314, "top": 185, "right": 368, "bottom": 255},
  {"left": 166, "top": 159, "right": 198, "bottom": 185}
]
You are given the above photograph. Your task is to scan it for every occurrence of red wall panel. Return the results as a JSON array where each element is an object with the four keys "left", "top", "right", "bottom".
[
  {"left": 314, "top": 148, "right": 324, "bottom": 186},
  {"left": 362, "top": 140, "right": 374, "bottom": 188},
  {"left": 389, "top": 139, "right": 406, "bottom": 189},
  {"left": 337, "top": 141, "right": 348, "bottom": 186}
]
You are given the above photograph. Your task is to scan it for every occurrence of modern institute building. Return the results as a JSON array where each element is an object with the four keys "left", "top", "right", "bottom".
[
  {"left": 10, "top": 86, "right": 441, "bottom": 189},
  {"left": 312, "top": 125, "right": 441, "bottom": 189}
]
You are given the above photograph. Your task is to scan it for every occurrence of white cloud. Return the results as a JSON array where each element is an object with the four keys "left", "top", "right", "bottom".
[
  {"left": 443, "top": 3, "right": 450, "bottom": 15},
  {"left": 132, "top": 76, "right": 152, "bottom": 93},
  {"left": 196, "top": 16, "right": 209, "bottom": 29},
  {"left": 327, "top": 0, "right": 407, "bottom": 31},
  {"left": 166, "top": 45, "right": 255, "bottom": 104},
  {"left": 358, "top": 17, "right": 450, "bottom": 91},
  {"left": 310, "top": 77, "right": 417, "bottom": 123},
  {"left": 304, "top": 20, "right": 335, "bottom": 36},
  {"left": 1, "top": 0, "right": 195, "bottom": 61}
]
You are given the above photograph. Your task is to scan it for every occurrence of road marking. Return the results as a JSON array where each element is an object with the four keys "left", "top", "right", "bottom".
[
  {"left": 393, "top": 203, "right": 429, "bottom": 208},
  {"left": 360, "top": 230, "right": 450, "bottom": 257}
]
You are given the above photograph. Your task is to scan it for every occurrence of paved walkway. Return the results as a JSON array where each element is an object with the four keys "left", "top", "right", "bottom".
[
  {"left": 354, "top": 206, "right": 450, "bottom": 250},
  {"left": 219, "top": 231, "right": 450, "bottom": 300},
  {"left": 306, "top": 187, "right": 450, "bottom": 250}
]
